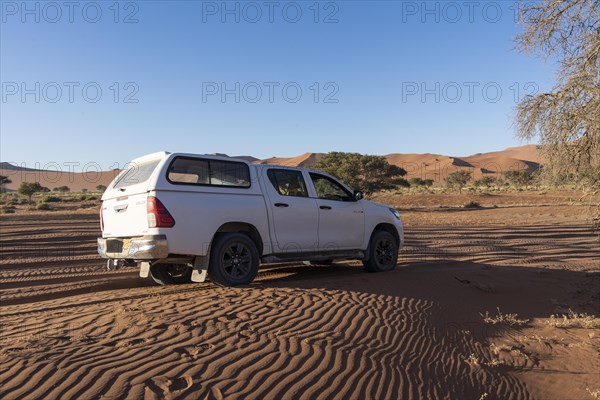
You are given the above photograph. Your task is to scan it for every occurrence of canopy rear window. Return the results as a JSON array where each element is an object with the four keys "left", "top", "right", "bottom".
[{"left": 113, "top": 159, "right": 161, "bottom": 189}]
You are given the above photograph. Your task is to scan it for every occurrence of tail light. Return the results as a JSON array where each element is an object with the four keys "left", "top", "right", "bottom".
[
  {"left": 147, "top": 196, "right": 175, "bottom": 228},
  {"left": 99, "top": 206, "right": 104, "bottom": 231}
]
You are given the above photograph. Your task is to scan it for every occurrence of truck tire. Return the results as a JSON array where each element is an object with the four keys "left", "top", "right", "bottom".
[
  {"left": 150, "top": 263, "right": 193, "bottom": 285},
  {"left": 209, "top": 233, "right": 259, "bottom": 286},
  {"left": 363, "top": 230, "right": 398, "bottom": 272}
]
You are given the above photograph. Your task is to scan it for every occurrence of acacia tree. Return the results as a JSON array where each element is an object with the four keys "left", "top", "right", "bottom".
[
  {"left": 17, "top": 182, "right": 44, "bottom": 204},
  {"left": 504, "top": 170, "right": 535, "bottom": 189},
  {"left": 474, "top": 175, "right": 497, "bottom": 188},
  {"left": 314, "top": 152, "right": 408, "bottom": 195},
  {"left": 515, "top": 0, "right": 599, "bottom": 227},
  {"left": 0, "top": 175, "right": 11, "bottom": 193},
  {"left": 445, "top": 170, "right": 471, "bottom": 193}
]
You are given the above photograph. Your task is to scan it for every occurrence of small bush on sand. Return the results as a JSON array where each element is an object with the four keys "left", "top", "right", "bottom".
[
  {"left": 586, "top": 388, "right": 600, "bottom": 399},
  {"left": 464, "top": 201, "right": 482, "bottom": 209},
  {"left": 42, "top": 195, "right": 61, "bottom": 203},
  {"left": 474, "top": 176, "right": 497, "bottom": 188},
  {"left": 546, "top": 309, "right": 599, "bottom": 329},
  {"left": 1, "top": 205, "right": 16, "bottom": 214},
  {"left": 36, "top": 202, "right": 51, "bottom": 211},
  {"left": 480, "top": 307, "right": 529, "bottom": 326},
  {"left": 462, "top": 353, "right": 480, "bottom": 367},
  {"left": 78, "top": 202, "right": 97, "bottom": 209}
]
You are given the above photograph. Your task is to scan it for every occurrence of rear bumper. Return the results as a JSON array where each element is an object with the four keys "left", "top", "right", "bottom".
[{"left": 97, "top": 235, "right": 169, "bottom": 260}]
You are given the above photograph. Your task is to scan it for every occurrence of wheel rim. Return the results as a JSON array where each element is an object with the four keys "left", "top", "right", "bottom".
[
  {"left": 374, "top": 238, "right": 395, "bottom": 267},
  {"left": 222, "top": 242, "right": 252, "bottom": 279},
  {"left": 165, "top": 264, "right": 188, "bottom": 278}
]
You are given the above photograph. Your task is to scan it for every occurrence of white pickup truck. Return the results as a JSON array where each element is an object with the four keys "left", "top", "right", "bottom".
[{"left": 98, "top": 152, "right": 404, "bottom": 286}]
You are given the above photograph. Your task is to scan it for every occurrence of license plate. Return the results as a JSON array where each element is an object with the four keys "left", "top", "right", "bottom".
[{"left": 106, "top": 239, "right": 123, "bottom": 253}]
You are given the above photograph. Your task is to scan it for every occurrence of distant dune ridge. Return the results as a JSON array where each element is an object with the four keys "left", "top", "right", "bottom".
[
  {"left": 256, "top": 144, "right": 541, "bottom": 184},
  {"left": 0, "top": 166, "right": 120, "bottom": 193},
  {"left": 0, "top": 145, "right": 540, "bottom": 191}
]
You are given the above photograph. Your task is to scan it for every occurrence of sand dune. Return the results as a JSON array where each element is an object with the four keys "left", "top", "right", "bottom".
[
  {"left": 0, "top": 145, "right": 541, "bottom": 191},
  {"left": 1, "top": 192, "right": 598, "bottom": 399},
  {"left": 258, "top": 152, "right": 323, "bottom": 168},
  {"left": 465, "top": 144, "right": 542, "bottom": 164},
  {"left": 0, "top": 167, "right": 119, "bottom": 193},
  {"left": 255, "top": 145, "right": 541, "bottom": 184}
]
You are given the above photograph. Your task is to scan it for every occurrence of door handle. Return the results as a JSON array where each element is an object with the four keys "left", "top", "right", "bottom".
[
  {"left": 320, "top": 205, "right": 332, "bottom": 210},
  {"left": 274, "top": 203, "right": 289, "bottom": 208}
]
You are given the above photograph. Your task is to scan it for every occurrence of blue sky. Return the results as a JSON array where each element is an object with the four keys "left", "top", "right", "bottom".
[{"left": 1, "top": 0, "right": 554, "bottom": 170}]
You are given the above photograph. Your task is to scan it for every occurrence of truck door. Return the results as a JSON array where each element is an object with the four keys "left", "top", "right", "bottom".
[
  {"left": 307, "top": 172, "right": 365, "bottom": 250},
  {"left": 262, "top": 168, "right": 319, "bottom": 253}
]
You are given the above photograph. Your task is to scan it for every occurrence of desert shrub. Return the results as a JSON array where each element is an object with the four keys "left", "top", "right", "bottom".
[
  {"left": 1, "top": 205, "right": 16, "bottom": 214},
  {"left": 36, "top": 202, "right": 51, "bottom": 211},
  {"left": 409, "top": 178, "right": 435, "bottom": 187},
  {"left": 409, "top": 178, "right": 423, "bottom": 187},
  {"left": 474, "top": 176, "right": 497, "bottom": 187},
  {"left": 17, "top": 182, "right": 44, "bottom": 203},
  {"left": 79, "top": 194, "right": 88, "bottom": 201},
  {"left": 86, "top": 195, "right": 98, "bottom": 201},
  {"left": 504, "top": 170, "right": 536, "bottom": 189},
  {"left": 464, "top": 201, "right": 482, "bottom": 209},
  {"left": 0, "top": 175, "right": 12, "bottom": 193},
  {"left": 445, "top": 170, "right": 472, "bottom": 193},
  {"left": 546, "top": 309, "right": 599, "bottom": 329},
  {"left": 42, "top": 195, "right": 61, "bottom": 203},
  {"left": 315, "top": 152, "right": 408, "bottom": 194},
  {"left": 54, "top": 186, "right": 70, "bottom": 192},
  {"left": 76, "top": 201, "right": 98, "bottom": 209},
  {"left": 480, "top": 308, "right": 529, "bottom": 326}
]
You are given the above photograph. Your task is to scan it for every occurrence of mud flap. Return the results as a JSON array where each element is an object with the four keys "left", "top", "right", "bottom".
[
  {"left": 139, "top": 262, "right": 150, "bottom": 278},
  {"left": 191, "top": 256, "right": 209, "bottom": 283}
]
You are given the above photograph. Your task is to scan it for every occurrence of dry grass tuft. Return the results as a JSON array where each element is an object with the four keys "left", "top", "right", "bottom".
[
  {"left": 462, "top": 353, "right": 480, "bottom": 367},
  {"left": 546, "top": 309, "right": 600, "bottom": 329},
  {"left": 484, "top": 358, "right": 504, "bottom": 368},
  {"left": 587, "top": 388, "right": 600, "bottom": 399},
  {"left": 480, "top": 307, "right": 529, "bottom": 326}
]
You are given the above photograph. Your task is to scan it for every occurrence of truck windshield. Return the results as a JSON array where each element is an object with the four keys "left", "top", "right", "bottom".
[{"left": 113, "top": 159, "right": 161, "bottom": 189}]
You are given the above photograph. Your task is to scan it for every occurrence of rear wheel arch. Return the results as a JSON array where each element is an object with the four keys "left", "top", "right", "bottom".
[{"left": 214, "top": 222, "right": 264, "bottom": 256}]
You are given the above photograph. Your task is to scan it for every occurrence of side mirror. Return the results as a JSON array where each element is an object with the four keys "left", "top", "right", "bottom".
[{"left": 354, "top": 190, "right": 364, "bottom": 201}]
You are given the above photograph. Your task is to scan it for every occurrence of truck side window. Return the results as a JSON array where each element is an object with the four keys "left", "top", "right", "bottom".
[
  {"left": 168, "top": 157, "right": 250, "bottom": 188},
  {"left": 309, "top": 173, "right": 352, "bottom": 201},
  {"left": 210, "top": 160, "right": 250, "bottom": 187},
  {"left": 267, "top": 169, "right": 308, "bottom": 197}
]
